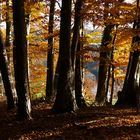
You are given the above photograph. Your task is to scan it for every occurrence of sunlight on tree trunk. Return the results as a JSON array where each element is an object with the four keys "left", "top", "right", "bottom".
[{"left": 0, "top": 32, "right": 15, "bottom": 110}]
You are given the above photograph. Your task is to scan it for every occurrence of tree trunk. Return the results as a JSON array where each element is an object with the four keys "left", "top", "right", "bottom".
[
  {"left": 52, "top": 0, "right": 77, "bottom": 113},
  {"left": 0, "top": 32, "right": 15, "bottom": 110},
  {"left": 116, "top": 0, "right": 140, "bottom": 106},
  {"left": 25, "top": 13, "right": 31, "bottom": 97},
  {"left": 0, "top": 73, "right": 3, "bottom": 96},
  {"left": 46, "top": 0, "right": 56, "bottom": 100},
  {"left": 108, "top": 26, "right": 117, "bottom": 105},
  {"left": 95, "top": 0, "right": 124, "bottom": 106},
  {"left": 116, "top": 25, "right": 136, "bottom": 106},
  {"left": 95, "top": 24, "right": 114, "bottom": 105},
  {"left": 12, "top": 0, "right": 31, "bottom": 120},
  {"left": 135, "top": 59, "right": 140, "bottom": 112},
  {"left": 75, "top": 41, "right": 86, "bottom": 108},
  {"left": 71, "top": 0, "right": 86, "bottom": 108},
  {"left": 5, "top": 0, "right": 17, "bottom": 100},
  {"left": 5, "top": 0, "right": 11, "bottom": 61},
  {"left": 71, "top": 0, "right": 83, "bottom": 68},
  {"left": 119, "top": 51, "right": 139, "bottom": 106}
]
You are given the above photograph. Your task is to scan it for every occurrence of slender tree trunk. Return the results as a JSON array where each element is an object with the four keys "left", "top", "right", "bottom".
[
  {"left": 5, "top": 0, "right": 11, "bottom": 61},
  {"left": 46, "top": 0, "right": 56, "bottom": 100},
  {"left": 0, "top": 32, "right": 15, "bottom": 110},
  {"left": 0, "top": 0, "right": 4, "bottom": 96},
  {"left": 71, "top": 0, "right": 83, "bottom": 68},
  {"left": 71, "top": 0, "right": 86, "bottom": 108},
  {"left": 25, "top": 13, "right": 31, "bottom": 97},
  {"left": 0, "top": 0, "right": 14, "bottom": 110},
  {"left": 12, "top": 0, "right": 31, "bottom": 120},
  {"left": 5, "top": 0, "right": 17, "bottom": 100},
  {"left": 110, "top": 61, "right": 115, "bottom": 104},
  {"left": 109, "top": 26, "right": 117, "bottom": 104},
  {"left": 135, "top": 59, "right": 140, "bottom": 112},
  {"left": 52, "top": 0, "right": 77, "bottom": 113},
  {"left": 75, "top": 40, "right": 86, "bottom": 108},
  {"left": 105, "top": 63, "right": 111, "bottom": 102},
  {"left": 95, "top": 24, "right": 114, "bottom": 105},
  {"left": 53, "top": 61, "right": 59, "bottom": 96},
  {"left": 0, "top": 73, "right": 3, "bottom": 95},
  {"left": 96, "top": 0, "right": 124, "bottom": 106}
]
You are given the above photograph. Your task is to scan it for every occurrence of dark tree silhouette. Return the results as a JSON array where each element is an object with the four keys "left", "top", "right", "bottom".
[
  {"left": 52, "top": 0, "right": 77, "bottom": 113},
  {"left": 46, "top": 0, "right": 56, "bottom": 100},
  {"left": 0, "top": 32, "right": 15, "bottom": 110},
  {"left": 71, "top": 0, "right": 86, "bottom": 108},
  {"left": 12, "top": 0, "right": 31, "bottom": 120},
  {"left": 116, "top": 0, "right": 140, "bottom": 107}
]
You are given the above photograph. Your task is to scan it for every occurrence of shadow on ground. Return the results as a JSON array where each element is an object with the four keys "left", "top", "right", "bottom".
[{"left": 0, "top": 97, "right": 140, "bottom": 139}]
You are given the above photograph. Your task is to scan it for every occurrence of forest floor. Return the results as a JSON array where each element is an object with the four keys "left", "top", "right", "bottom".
[{"left": 1, "top": 97, "right": 140, "bottom": 140}]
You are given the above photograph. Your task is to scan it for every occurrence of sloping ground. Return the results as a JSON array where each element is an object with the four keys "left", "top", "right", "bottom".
[{"left": 0, "top": 97, "right": 140, "bottom": 140}]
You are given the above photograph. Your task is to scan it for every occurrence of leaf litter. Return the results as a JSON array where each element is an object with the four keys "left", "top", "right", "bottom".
[{"left": 0, "top": 98, "right": 140, "bottom": 139}]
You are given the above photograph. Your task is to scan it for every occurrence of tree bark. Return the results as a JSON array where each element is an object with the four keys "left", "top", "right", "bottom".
[
  {"left": 46, "top": 0, "right": 56, "bottom": 100},
  {"left": 95, "top": 24, "right": 114, "bottom": 105},
  {"left": 0, "top": 32, "right": 15, "bottom": 110},
  {"left": 25, "top": 13, "right": 31, "bottom": 97},
  {"left": 95, "top": 0, "right": 124, "bottom": 106},
  {"left": 135, "top": 58, "right": 140, "bottom": 112},
  {"left": 52, "top": 0, "right": 77, "bottom": 113},
  {"left": 5, "top": 0, "right": 17, "bottom": 100},
  {"left": 5, "top": 0, "right": 11, "bottom": 59},
  {"left": 12, "top": 0, "right": 31, "bottom": 120},
  {"left": 71, "top": 0, "right": 86, "bottom": 108},
  {"left": 116, "top": 0, "right": 140, "bottom": 106},
  {"left": 71, "top": 0, "right": 83, "bottom": 68},
  {"left": 75, "top": 40, "right": 86, "bottom": 108}
]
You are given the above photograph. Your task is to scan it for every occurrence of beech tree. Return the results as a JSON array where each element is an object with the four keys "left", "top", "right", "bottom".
[
  {"left": 71, "top": 0, "right": 86, "bottom": 108},
  {"left": 75, "top": 40, "right": 87, "bottom": 108},
  {"left": 0, "top": 31, "right": 15, "bottom": 110},
  {"left": 95, "top": 0, "right": 114, "bottom": 105},
  {"left": 116, "top": 0, "right": 140, "bottom": 106},
  {"left": 5, "top": 0, "right": 17, "bottom": 100},
  {"left": 95, "top": 0, "right": 124, "bottom": 105},
  {"left": 5, "top": 0, "right": 11, "bottom": 61},
  {"left": 12, "top": 0, "right": 31, "bottom": 120},
  {"left": 46, "top": 0, "right": 56, "bottom": 100},
  {"left": 0, "top": 0, "right": 15, "bottom": 110},
  {"left": 52, "top": 0, "right": 77, "bottom": 113},
  {"left": 95, "top": 24, "right": 114, "bottom": 105}
]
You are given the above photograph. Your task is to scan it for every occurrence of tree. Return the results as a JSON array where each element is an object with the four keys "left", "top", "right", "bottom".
[
  {"left": 71, "top": 0, "right": 86, "bottom": 108},
  {"left": 95, "top": 0, "right": 124, "bottom": 105},
  {"left": 12, "top": 0, "right": 31, "bottom": 120},
  {"left": 0, "top": 31, "right": 15, "bottom": 110},
  {"left": 95, "top": 23, "right": 114, "bottom": 105},
  {"left": 71, "top": 0, "right": 84, "bottom": 67},
  {"left": 5, "top": 0, "right": 11, "bottom": 61},
  {"left": 116, "top": 0, "right": 140, "bottom": 107},
  {"left": 75, "top": 39, "right": 87, "bottom": 108},
  {"left": 5, "top": 0, "right": 17, "bottom": 100},
  {"left": 0, "top": 0, "right": 15, "bottom": 110},
  {"left": 46, "top": 0, "right": 56, "bottom": 100},
  {"left": 52, "top": 0, "right": 77, "bottom": 113}
]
